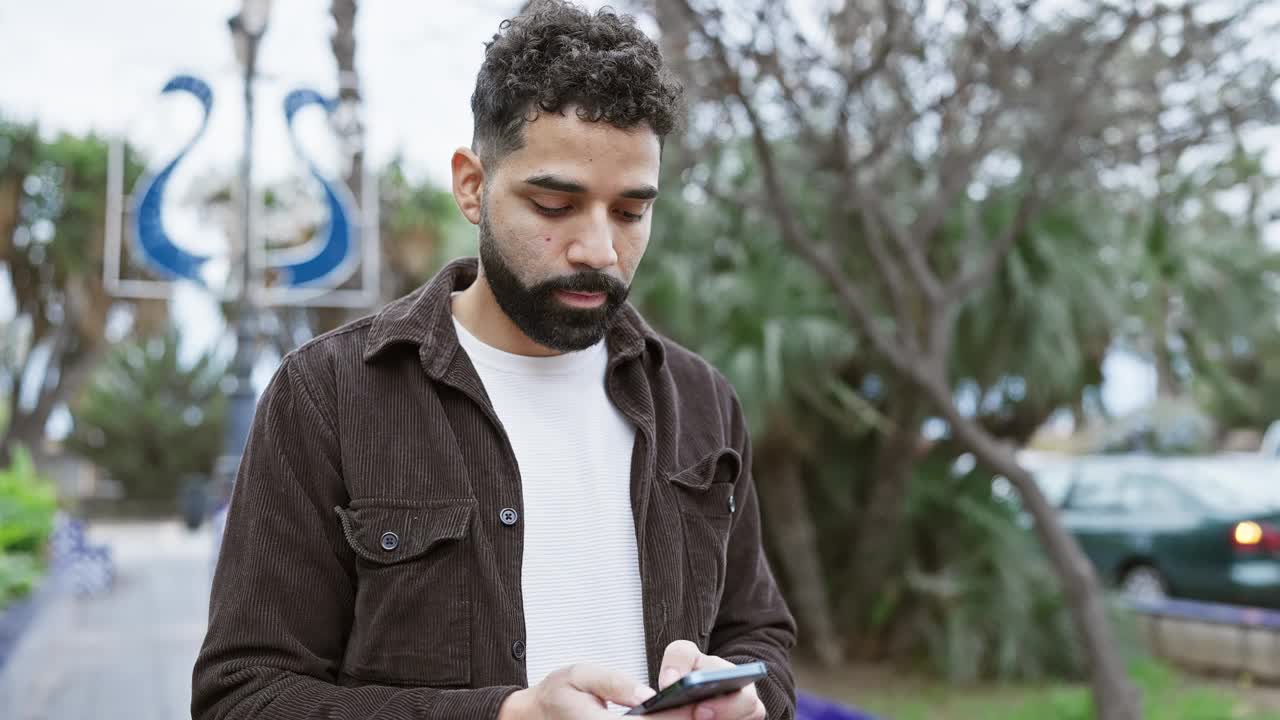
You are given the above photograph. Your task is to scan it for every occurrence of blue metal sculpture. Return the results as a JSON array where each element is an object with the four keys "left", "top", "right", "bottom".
[
  {"left": 275, "top": 88, "right": 360, "bottom": 288},
  {"left": 131, "top": 75, "right": 215, "bottom": 285},
  {"left": 130, "top": 76, "right": 360, "bottom": 293}
]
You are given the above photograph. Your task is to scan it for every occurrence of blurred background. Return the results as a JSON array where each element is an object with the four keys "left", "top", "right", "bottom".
[{"left": 3, "top": 0, "right": 1280, "bottom": 718}]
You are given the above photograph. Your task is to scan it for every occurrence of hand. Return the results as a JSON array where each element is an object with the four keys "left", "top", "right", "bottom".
[
  {"left": 647, "top": 640, "right": 766, "bottom": 720},
  {"left": 498, "top": 663, "right": 656, "bottom": 720}
]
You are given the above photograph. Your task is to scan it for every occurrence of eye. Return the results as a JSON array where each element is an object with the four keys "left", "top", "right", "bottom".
[
  {"left": 532, "top": 201, "right": 570, "bottom": 217},
  {"left": 617, "top": 209, "right": 646, "bottom": 223}
]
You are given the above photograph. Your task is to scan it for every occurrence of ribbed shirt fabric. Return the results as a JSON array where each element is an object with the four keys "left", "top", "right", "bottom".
[{"left": 452, "top": 314, "right": 649, "bottom": 692}]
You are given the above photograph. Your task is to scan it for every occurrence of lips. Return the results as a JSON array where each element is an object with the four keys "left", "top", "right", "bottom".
[{"left": 556, "top": 290, "right": 607, "bottom": 308}]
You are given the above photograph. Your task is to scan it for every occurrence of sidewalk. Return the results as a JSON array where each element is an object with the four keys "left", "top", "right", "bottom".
[{"left": 0, "top": 521, "right": 214, "bottom": 720}]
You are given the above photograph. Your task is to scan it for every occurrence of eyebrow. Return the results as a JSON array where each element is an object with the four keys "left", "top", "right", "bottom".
[{"left": 524, "top": 174, "right": 659, "bottom": 201}]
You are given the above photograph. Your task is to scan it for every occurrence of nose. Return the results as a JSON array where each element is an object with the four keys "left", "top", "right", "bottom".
[{"left": 564, "top": 206, "right": 618, "bottom": 270}]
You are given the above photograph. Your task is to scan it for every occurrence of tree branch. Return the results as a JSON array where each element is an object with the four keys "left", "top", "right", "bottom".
[
  {"left": 675, "top": 0, "right": 913, "bottom": 371},
  {"left": 943, "top": 7, "right": 1150, "bottom": 305},
  {"left": 837, "top": 178, "right": 919, "bottom": 355}
]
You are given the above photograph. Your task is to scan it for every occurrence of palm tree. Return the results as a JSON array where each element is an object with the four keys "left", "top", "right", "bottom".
[
  {"left": 1130, "top": 146, "right": 1279, "bottom": 413},
  {"left": 66, "top": 329, "right": 227, "bottom": 510}
]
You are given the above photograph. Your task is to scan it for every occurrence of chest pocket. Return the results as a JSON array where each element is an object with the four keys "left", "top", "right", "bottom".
[
  {"left": 335, "top": 499, "right": 474, "bottom": 686},
  {"left": 668, "top": 448, "right": 741, "bottom": 649}
]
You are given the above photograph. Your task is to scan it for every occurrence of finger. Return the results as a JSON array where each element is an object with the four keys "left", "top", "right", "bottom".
[
  {"left": 566, "top": 663, "right": 655, "bottom": 707},
  {"left": 666, "top": 653, "right": 733, "bottom": 691},
  {"left": 693, "top": 685, "right": 760, "bottom": 720},
  {"left": 692, "top": 654, "right": 734, "bottom": 671},
  {"left": 659, "top": 640, "right": 703, "bottom": 689},
  {"left": 640, "top": 687, "right": 758, "bottom": 720},
  {"left": 641, "top": 706, "right": 697, "bottom": 720}
]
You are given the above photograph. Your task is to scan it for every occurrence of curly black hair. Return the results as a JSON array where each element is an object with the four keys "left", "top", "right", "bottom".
[{"left": 470, "top": 1, "right": 684, "bottom": 168}]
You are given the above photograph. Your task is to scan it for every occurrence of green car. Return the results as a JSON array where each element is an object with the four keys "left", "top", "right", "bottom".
[{"left": 1039, "top": 456, "right": 1280, "bottom": 608}]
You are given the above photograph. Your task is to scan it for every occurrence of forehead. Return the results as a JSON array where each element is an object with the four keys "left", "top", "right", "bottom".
[{"left": 498, "top": 108, "right": 661, "bottom": 189}]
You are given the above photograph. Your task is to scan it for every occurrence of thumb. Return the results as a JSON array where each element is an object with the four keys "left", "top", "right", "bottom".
[
  {"left": 659, "top": 640, "right": 702, "bottom": 689},
  {"left": 567, "top": 664, "right": 654, "bottom": 707}
]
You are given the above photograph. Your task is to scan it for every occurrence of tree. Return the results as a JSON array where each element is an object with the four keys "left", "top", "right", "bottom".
[
  {"left": 0, "top": 122, "right": 166, "bottom": 462},
  {"left": 1129, "top": 146, "right": 1280, "bottom": 413},
  {"left": 305, "top": 0, "right": 367, "bottom": 338},
  {"left": 651, "top": 1, "right": 1279, "bottom": 717},
  {"left": 636, "top": 140, "right": 1137, "bottom": 672},
  {"left": 65, "top": 329, "right": 227, "bottom": 508},
  {"left": 377, "top": 159, "right": 474, "bottom": 299},
  {"left": 633, "top": 142, "right": 862, "bottom": 665}
]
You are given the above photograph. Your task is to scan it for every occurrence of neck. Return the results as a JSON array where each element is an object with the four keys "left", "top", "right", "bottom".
[{"left": 451, "top": 272, "right": 565, "bottom": 357}]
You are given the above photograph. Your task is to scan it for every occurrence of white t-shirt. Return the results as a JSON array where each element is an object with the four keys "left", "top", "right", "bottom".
[{"left": 452, "top": 314, "right": 649, "bottom": 692}]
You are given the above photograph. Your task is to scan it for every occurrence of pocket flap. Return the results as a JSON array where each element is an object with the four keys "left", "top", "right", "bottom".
[
  {"left": 335, "top": 500, "right": 473, "bottom": 564},
  {"left": 669, "top": 448, "right": 742, "bottom": 491}
]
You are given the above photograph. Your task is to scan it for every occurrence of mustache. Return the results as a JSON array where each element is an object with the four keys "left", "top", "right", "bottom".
[{"left": 536, "top": 271, "right": 628, "bottom": 298}]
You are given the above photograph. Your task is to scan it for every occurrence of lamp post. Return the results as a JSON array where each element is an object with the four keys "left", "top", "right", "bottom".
[{"left": 215, "top": 0, "right": 273, "bottom": 497}]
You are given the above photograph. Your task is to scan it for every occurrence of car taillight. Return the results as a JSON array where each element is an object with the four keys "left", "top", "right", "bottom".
[{"left": 1233, "top": 521, "right": 1280, "bottom": 553}]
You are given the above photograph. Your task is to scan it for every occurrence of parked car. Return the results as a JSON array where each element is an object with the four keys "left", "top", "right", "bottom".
[{"left": 1044, "top": 456, "right": 1280, "bottom": 608}]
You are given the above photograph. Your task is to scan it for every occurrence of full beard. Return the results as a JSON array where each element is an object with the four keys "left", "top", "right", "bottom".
[{"left": 477, "top": 209, "right": 630, "bottom": 353}]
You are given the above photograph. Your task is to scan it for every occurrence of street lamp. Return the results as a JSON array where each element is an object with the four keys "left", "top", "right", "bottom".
[{"left": 215, "top": 0, "right": 274, "bottom": 499}]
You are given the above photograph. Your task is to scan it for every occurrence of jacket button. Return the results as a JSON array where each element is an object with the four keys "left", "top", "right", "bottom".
[
  {"left": 511, "top": 639, "right": 526, "bottom": 659},
  {"left": 380, "top": 531, "right": 400, "bottom": 551},
  {"left": 499, "top": 508, "right": 519, "bottom": 526}
]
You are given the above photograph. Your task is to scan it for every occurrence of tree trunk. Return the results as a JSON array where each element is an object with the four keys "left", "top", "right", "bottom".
[
  {"left": 1069, "top": 392, "right": 1087, "bottom": 433},
  {"left": 919, "top": 373, "right": 1142, "bottom": 720},
  {"left": 0, "top": 338, "right": 106, "bottom": 463},
  {"left": 756, "top": 441, "right": 845, "bottom": 667},
  {"left": 843, "top": 388, "right": 921, "bottom": 656},
  {"left": 1153, "top": 281, "right": 1178, "bottom": 398},
  {"left": 0, "top": 407, "right": 45, "bottom": 463}
]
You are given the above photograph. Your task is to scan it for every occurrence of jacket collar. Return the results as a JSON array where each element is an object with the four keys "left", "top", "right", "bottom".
[{"left": 362, "top": 257, "right": 666, "bottom": 378}]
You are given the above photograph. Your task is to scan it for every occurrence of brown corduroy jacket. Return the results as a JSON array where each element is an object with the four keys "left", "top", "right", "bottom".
[{"left": 191, "top": 258, "right": 797, "bottom": 720}]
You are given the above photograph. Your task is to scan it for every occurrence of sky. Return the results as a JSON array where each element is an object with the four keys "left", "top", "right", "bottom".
[
  {"left": 1, "top": 0, "right": 520, "bottom": 187},
  {"left": 0, "top": 0, "right": 1158, "bottom": 423}
]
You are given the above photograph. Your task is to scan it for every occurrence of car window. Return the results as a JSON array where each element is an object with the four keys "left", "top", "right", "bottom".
[
  {"left": 1134, "top": 478, "right": 1193, "bottom": 513},
  {"left": 1063, "top": 470, "right": 1128, "bottom": 512},
  {"left": 1118, "top": 478, "right": 1147, "bottom": 512},
  {"left": 1063, "top": 465, "right": 1186, "bottom": 514},
  {"left": 1166, "top": 463, "right": 1280, "bottom": 514}
]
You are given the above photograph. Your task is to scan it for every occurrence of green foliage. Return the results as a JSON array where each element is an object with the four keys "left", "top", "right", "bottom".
[
  {"left": 5, "top": 123, "right": 144, "bottom": 281},
  {"left": 1126, "top": 146, "right": 1280, "bottom": 429},
  {"left": 638, "top": 143, "right": 1105, "bottom": 681},
  {"left": 952, "top": 188, "right": 1126, "bottom": 433},
  {"left": 0, "top": 553, "right": 43, "bottom": 609},
  {"left": 864, "top": 451, "right": 1086, "bottom": 683},
  {"left": 379, "top": 158, "right": 478, "bottom": 293},
  {"left": 382, "top": 159, "right": 463, "bottom": 246},
  {"left": 1, "top": 119, "right": 160, "bottom": 461},
  {"left": 0, "top": 446, "right": 57, "bottom": 608},
  {"left": 634, "top": 145, "right": 861, "bottom": 438},
  {"left": 66, "top": 330, "right": 227, "bottom": 507},
  {"left": 0, "top": 446, "right": 56, "bottom": 554},
  {"left": 850, "top": 660, "right": 1276, "bottom": 720}
]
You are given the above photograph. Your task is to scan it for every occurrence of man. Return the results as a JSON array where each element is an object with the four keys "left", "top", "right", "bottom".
[{"left": 191, "top": 3, "right": 796, "bottom": 719}]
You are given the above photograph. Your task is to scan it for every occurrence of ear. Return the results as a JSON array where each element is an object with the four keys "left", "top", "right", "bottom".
[{"left": 451, "top": 147, "right": 485, "bottom": 225}]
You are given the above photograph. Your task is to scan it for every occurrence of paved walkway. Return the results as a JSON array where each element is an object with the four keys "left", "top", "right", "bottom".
[{"left": 0, "top": 521, "right": 215, "bottom": 720}]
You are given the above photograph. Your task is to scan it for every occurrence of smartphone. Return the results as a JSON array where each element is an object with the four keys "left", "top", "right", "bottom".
[{"left": 624, "top": 661, "right": 767, "bottom": 715}]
